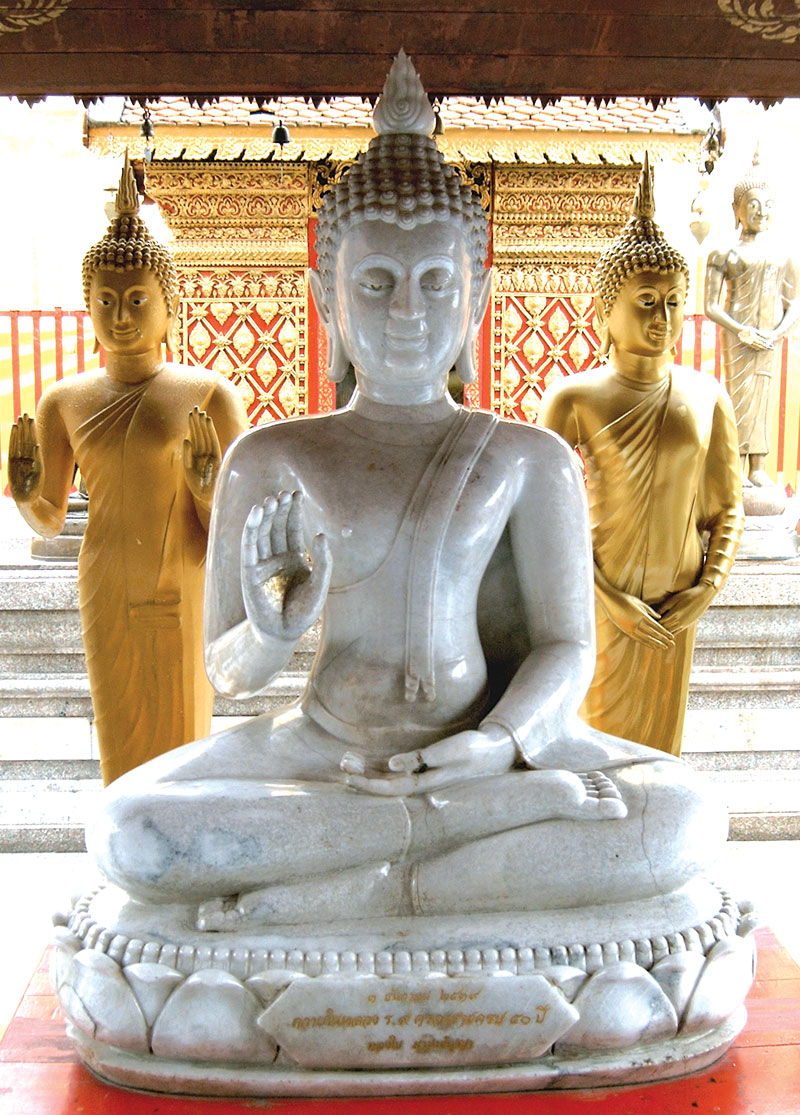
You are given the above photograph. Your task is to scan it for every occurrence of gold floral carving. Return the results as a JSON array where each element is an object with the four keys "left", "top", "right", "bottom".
[
  {"left": 0, "top": 0, "right": 72, "bottom": 34},
  {"left": 146, "top": 163, "right": 308, "bottom": 265},
  {"left": 147, "top": 163, "right": 310, "bottom": 422},
  {"left": 490, "top": 166, "right": 632, "bottom": 422},
  {"left": 718, "top": 0, "right": 800, "bottom": 42}
]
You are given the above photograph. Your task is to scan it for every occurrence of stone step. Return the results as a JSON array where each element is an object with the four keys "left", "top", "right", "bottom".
[{"left": 0, "top": 674, "right": 307, "bottom": 718}]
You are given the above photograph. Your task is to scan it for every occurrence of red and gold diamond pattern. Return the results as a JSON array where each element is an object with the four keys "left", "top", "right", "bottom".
[
  {"left": 492, "top": 293, "right": 599, "bottom": 422},
  {"left": 180, "top": 270, "right": 307, "bottom": 423}
]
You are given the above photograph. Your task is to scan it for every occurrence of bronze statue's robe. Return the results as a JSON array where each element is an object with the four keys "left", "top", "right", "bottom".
[
  {"left": 716, "top": 252, "right": 797, "bottom": 454},
  {"left": 69, "top": 370, "right": 235, "bottom": 783},
  {"left": 541, "top": 367, "right": 742, "bottom": 756}
]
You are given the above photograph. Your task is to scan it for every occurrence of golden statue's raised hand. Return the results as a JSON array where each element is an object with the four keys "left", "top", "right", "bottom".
[
  {"left": 183, "top": 406, "right": 222, "bottom": 502},
  {"left": 8, "top": 414, "right": 44, "bottom": 502}
]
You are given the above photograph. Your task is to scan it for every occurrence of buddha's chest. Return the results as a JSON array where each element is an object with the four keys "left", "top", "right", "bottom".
[{"left": 298, "top": 437, "right": 511, "bottom": 588}]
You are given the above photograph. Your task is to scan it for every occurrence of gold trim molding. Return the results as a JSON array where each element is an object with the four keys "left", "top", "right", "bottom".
[{"left": 89, "top": 126, "right": 701, "bottom": 167}]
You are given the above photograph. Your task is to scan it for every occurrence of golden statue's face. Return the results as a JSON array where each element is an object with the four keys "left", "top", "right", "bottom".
[
  {"left": 736, "top": 188, "right": 774, "bottom": 234},
  {"left": 89, "top": 268, "right": 170, "bottom": 357},
  {"left": 606, "top": 270, "right": 686, "bottom": 359}
]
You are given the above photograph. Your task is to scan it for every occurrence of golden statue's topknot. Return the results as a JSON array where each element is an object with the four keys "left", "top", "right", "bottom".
[
  {"left": 82, "top": 153, "right": 178, "bottom": 310},
  {"left": 732, "top": 147, "right": 772, "bottom": 212},
  {"left": 315, "top": 51, "right": 488, "bottom": 303},
  {"left": 594, "top": 153, "right": 689, "bottom": 315}
]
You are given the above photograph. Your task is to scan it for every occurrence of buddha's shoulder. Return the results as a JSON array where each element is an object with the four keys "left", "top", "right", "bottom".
[
  {"left": 490, "top": 409, "right": 579, "bottom": 464},
  {"left": 540, "top": 366, "right": 610, "bottom": 403},
  {"left": 225, "top": 410, "right": 337, "bottom": 459},
  {"left": 670, "top": 364, "right": 728, "bottom": 403}
]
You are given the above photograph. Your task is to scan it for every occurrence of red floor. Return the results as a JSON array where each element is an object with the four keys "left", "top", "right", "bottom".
[{"left": 1, "top": 928, "right": 798, "bottom": 1115}]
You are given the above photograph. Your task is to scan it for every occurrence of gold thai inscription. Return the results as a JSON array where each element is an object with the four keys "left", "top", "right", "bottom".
[{"left": 260, "top": 975, "right": 579, "bottom": 1068}]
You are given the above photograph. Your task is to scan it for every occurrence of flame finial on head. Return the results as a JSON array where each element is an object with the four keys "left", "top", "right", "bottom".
[
  {"left": 373, "top": 48, "right": 436, "bottom": 137},
  {"left": 114, "top": 150, "right": 140, "bottom": 218},
  {"left": 631, "top": 151, "right": 656, "bottom": 220},
  {"left": 81, "top": 153, "right": 177, "bottom": 310},
  {"left": 593, "top": 151, "right": 689, "bottom": 318},
  {"left": 733, "top": 144, "right": 772, "bottom": 212}
]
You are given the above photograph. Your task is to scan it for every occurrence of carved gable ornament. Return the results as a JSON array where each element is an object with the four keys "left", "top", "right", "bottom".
[
  {"left": 719, "top": 0, "right": 800, "bottom": 43},
  {"left": 0, "top": 0, "right": 72, "bottom": 35}
]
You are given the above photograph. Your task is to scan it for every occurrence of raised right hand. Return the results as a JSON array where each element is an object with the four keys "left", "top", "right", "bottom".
[
  {"left": 8, "top": 414, "right": 43, "bottom": 502},
  {"left": 599, "top": 586, "right": 675, "bottom": 651},
  {"left": 241, "top": 490, "right": 332, "bottom": 641}
]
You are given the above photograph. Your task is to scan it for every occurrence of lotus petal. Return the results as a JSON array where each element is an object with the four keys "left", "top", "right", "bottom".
[
  {"left": 651, "top": 951, "right": 706, "bottom": 1024},
  {"left": 556, "top": 962, "right": 678, "bottom": 1050},
  {"left": 682, "top": 936, "right": 756, "bottom": 1033},
  {"left": 151, "top": 968, "right": 277, "bottom": 1063},
  {"left": 71, "top": 950, "right": 148, "bottom": 1052},
  {"left": 123, "top": 963, "right": 184, "bottom": 1028}
]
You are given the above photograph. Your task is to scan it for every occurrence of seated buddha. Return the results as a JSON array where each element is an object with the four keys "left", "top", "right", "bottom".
[{"left": 89, "top": 56, "right": 726, "bottom": 931}]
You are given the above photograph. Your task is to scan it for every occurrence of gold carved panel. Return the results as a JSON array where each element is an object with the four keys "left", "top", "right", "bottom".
[
  {"left": 490, "top": 165, "right": 639, "bottom": 422},
  {"left": 147, "top": 163, "right": 311, "bottom": 420},
  {"left": 179, "top": 267, "right": 307, "bottom": 423}
]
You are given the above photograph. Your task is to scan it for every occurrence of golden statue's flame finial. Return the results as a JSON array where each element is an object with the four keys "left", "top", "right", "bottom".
[
  {"left": 114, "top": 150, "right": 140, "bottom": 218},
  {"left": 631, "top": 151, "right": 656, "bottom": 220},
  {"left": 373, "top": 49, "right": 436, "bottom": 137}
]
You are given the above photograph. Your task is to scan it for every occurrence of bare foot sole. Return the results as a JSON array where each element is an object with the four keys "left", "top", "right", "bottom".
[
  {"left": 579, "top": 770, "right": 627, "bottom": 819},
  {"left": 196, "top": 894, "right": 247, "bottom": 931}
]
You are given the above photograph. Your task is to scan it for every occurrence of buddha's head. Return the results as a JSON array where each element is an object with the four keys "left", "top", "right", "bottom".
[
  {"left": 83, "top": 155, "right": 179, "bottom": 356},
  {"left": 310, "top": 51, "right": 490, "bottom": 397},
  {"left": 732, "top": 151, "right": 775, "bottom": 234},
  {"left": 593, "top": 154, "right": 689, "bottom": 359}
]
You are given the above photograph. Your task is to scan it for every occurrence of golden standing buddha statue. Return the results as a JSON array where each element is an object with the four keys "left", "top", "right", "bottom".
[
  {"left": 8, "top": 158, "right": 248, "bottom": 783},
  {"left": 539, "top": 156, "right": 744, "bottom": 756},
  {"left": 704, "top": 153, "right": 800, "bottom": 487}
]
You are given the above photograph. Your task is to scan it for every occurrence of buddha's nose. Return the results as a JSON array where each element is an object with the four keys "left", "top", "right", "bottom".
[{"left": 388, "top": 275, "right": 424, "bottom": 323}]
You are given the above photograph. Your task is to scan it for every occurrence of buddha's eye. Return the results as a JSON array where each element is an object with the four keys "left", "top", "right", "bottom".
[
  {"left": 130, "top": 295, "right": 148, "bottom": 306},
  {"left": 420, "top": 268, "right": 452, "bottom": 293},
  {"left": 358, "top": 271, "right": 394, "bottom": 294}
]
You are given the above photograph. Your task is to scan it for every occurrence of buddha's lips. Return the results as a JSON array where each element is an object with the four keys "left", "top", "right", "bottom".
[{"left": 386, "top": 334, "right": 427, "bottom": 352}]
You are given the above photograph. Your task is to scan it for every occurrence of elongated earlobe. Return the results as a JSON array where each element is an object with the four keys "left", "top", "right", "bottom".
[
  {"left": 93, "top": 336, "right": 101, "bottom": 355},
  {"left": 325, "top": 330, "right": 350, "bottom": 383},
  {"left": 164, "top": 312, "right": 176, "bottom": 355},
  {"left": 455, "top": 269, "right": 492, "bottom": 384},
  {"left": 455, "top": 337, "right": 477, "bottom": 384},
  {"left": 308, "top": 267, "right": 349, "bottom": 382},
  {"left": 594, "top": 294, "right": 611, "bottom": 359}
]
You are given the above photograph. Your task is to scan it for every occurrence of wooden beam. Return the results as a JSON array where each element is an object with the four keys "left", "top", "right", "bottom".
[{"left": 1, "top": 1, "right": 799, "bottom": 100}]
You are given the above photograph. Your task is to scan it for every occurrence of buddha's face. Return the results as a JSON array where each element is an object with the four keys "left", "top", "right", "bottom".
[
  {"left": 333, "top": 219, "right": 473, "bottom": 396},
  {"left": 736, "top": 188, "right": 774, "bottom": 234},
  {"left": 89, "top": 268, "right": 171, "bottom": 356},
  {"left": 605, "top": 270, "right": 686, "bottom": 358}
]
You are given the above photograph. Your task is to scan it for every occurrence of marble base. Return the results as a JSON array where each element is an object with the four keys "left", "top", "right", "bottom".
[
  {"left": 736, "top": 492, "right": 800, "bottom": 562},
  {"left": 51, "top": 879, "right": 757, "bottom": 1095},
  {"left": 69, "top": 1010, "right": 745, "bottom": 1097}
]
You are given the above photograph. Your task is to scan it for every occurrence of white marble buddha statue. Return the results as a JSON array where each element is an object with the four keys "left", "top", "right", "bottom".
[{"left": 88, "top": 53, "right": 725, "bottom": 932}]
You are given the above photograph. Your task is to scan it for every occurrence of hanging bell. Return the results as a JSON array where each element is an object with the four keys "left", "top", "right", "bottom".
[{"left": 271, "top": 120, "right": 291, "bottom": 147}]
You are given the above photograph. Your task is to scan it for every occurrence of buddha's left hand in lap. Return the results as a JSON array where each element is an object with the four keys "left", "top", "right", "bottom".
[{"left": 342, "top": 726, "right": 517, "bottom": 796}]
